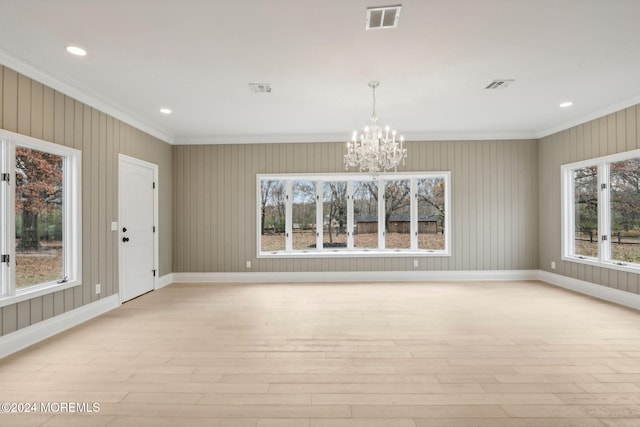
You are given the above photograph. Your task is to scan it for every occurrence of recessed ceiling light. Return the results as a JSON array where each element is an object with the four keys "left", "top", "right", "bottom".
[
  {"left": 559, "top": 101, "right": 573, "bottom": 108},
  {"left": 160, "top": 108, "right": 172, "bottom": 114},
  {"left": 66, "top": 46, "right": 87, "bottom": 56}
]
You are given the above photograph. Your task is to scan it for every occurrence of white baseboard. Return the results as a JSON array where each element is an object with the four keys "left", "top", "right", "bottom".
[
  {"left": 0, "top": 294, "right": 120, "bottom": 359},
  {"left": 172, "top": 270, "right": 540, "bottom": 283},
  {"left": 538, "top": 270, "right": 640, "bottom": 311},
  {"left": 156, "top": 273, "right": 174, "bottom": 290}
]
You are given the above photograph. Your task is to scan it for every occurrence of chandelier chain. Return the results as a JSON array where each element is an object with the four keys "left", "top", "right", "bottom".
[{"left": 371, "top": 83, "right": 376, "bottom": 118}]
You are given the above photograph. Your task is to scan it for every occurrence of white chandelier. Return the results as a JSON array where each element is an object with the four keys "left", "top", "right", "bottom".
[{"left": 344, "top": 81, "right": 407, "bottom": 174}]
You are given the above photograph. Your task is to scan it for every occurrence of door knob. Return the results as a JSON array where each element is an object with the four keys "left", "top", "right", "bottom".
[
  {"left": 122, "top": 227, "right": 127, "bottom": 233},
  {"left": 122, "top": 237, "right": 130, "bottom": 242}
]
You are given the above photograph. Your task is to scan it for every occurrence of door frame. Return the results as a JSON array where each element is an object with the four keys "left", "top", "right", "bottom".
[{"left": 118, "top": 154, "right": 159, "bottom": 303}]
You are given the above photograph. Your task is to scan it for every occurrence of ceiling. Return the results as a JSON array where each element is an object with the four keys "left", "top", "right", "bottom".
[{"left": 1, "top": 0, "right": 640, "bottom": 145}]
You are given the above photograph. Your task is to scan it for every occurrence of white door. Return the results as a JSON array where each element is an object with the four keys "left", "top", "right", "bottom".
[{"left": 119, "top": 155, "right": 156, "bottom": 302}]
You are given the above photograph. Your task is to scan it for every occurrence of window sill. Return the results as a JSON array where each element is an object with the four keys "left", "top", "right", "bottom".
[
  {"left": 562, "top": 255, "right": 640, "bottom": 274},
  {"left": 0, "top": 280, "right": 81, "bottom": 308},
  {"left": 259, "top": 249, "right": 450, "bottom": 258}
]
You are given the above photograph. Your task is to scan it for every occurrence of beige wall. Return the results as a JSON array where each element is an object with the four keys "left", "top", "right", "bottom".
[
  {"left": 539, "top": 105, "right": 640, "bottom": 295},
  {"left": 173, "top": 139, "right": 539, "bottom": 273},
  {"left": 0, "top": 65, "right": 173, "bottom": 336}
]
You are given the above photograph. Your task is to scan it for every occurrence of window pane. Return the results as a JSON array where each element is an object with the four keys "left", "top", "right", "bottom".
[
  {"left": 292, "top": 181, "right": 316, "bottom": 250},
  {"left": 417, "top": 177, "right": 445, "bottom": 250},
  {"left": 15, "top": 146, "right": 64, "bottom": 288},
  {"left": 384, "top": 179, "right": 411, "bottom": 249},
  {"left": 323, "top": 182, "right": 347, "bottom": 248},
  {"left": 260, "top": 179, "right": 286, "bottom": 252},
  {"left": 573, "top": 166, "right": 598, "bottom": 258},
  {"left": 353, "top": 181, "right": 378, "bottom": 249},
  {"left": 610, "top": 158, "right": 640, "bottom": 264}
]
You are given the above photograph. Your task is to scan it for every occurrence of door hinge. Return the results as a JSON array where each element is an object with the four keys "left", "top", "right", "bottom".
[
  {"left": 152, "top": 269, "right": 156, "bottom": 277},
  {"left": 153, "top": 225, "right": 156, "bottom": 233},
  {"left": 602, "top": 235, "right": 608, "bottom": 241},
  {"left": 0, "top": 173, "right": 9, "bottom": 183},
  {"left": 152, "top": 182, "right": 156, "bottom": 189},
  {"left": 1, "top": 254, "right": 9, "bottom": 264}
]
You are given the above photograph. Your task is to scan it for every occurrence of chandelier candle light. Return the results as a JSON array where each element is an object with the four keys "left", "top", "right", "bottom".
[{"left": 344, "top": 81, "right": 407, "bottom": 175}]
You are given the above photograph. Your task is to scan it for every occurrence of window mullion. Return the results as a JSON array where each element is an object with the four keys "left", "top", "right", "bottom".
[
  {"left": 410, "top": 178, "right": 417, "bottom": 250},
  {"left": 347, "top": 181, "right": 354, "bottom": 250},
  {"left": 378, "top": 178, "right": 385, "bottom": 250},
  {"left": 0, "top": 140, "right": 10, "bottom": 296},
  {"left": 285, "top": 180, "right": 293, "bottom": 252},
  {"left": 6, "top": 141, "right": 16, "bottom": 296},
  {"left": 599, "top": 162, "right": 610, "bottom": 263},
  {"left": 564, "top": 167, "right": 575, "bottom": 257},
  {"left": 316, "top": 181, "right": 323, "bottom": 250},
  {"left": 444, "top": 172, "right": 451, "bottom": 253}
]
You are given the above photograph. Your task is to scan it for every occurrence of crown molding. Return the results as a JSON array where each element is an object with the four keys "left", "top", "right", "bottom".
[
  {"left": 174, "top": 133, "right": 348, "bottom": 145},
  {"left": 0, "top": 48, "right": 174, "bottom": 144},
  {"left": 174, "top": 130, "right": 538, "bottom": 145},
  {"left": 536, "top": 95, "right": 640, "bottom": 139},
  {"left": 403, "top": 131, "right": 538, "bottom": 142}
]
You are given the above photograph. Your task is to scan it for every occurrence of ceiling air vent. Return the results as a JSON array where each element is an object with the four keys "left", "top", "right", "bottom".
[
  {"left": 485, "top": 79, "right": 514, "bottom": 90},
  {"left": 248, "top": 83, "right": 272, "bottom": 93},
  {"left": 366, "top": 5, "right": 401, "bottom": 30}
]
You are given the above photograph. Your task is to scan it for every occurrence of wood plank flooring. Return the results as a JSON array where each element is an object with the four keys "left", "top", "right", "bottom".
[{"left": 1, "top": 280, "right": 640, "bottom": 426}]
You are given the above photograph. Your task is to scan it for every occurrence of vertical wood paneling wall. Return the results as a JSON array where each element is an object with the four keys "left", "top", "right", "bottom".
[
  {"left": 172, "top": 139, "right": 538, "bottom": 273},
  {"left": 539, "top": 105, "right": 640, "bottom": 295},
  {"left": 0, "top": 65, "right": 173, "bottom": 336}
]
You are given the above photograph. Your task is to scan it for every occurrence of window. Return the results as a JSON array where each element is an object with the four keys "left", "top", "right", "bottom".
[
  {"left": 562, "top": 148, "right": 640, "bottom": 272},
  {"left": 0, "top": 130, "right": 81, "bottom": 306},
  {"left": 257, "top": 172, "right": 450, "bottom": 257}
]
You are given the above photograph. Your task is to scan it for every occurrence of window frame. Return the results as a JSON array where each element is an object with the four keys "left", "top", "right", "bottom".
[
  {"left": 562, "top": 148, "right": 640, "bottom": 274},
  {"left": 257, "top": 171, "right": 451, "bottom": 258},
  {"left": 0, "top": 129, "right": 82, "bottom": 307}
]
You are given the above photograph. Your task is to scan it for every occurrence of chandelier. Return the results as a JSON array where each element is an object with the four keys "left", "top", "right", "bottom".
[{"left": 344, "top": 81, "right": 407, "bottom": 174}]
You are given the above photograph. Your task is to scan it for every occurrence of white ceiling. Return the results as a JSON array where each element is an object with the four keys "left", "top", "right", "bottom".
[{"left": 1, "top": 0, "right": 640, "bottom": 145}]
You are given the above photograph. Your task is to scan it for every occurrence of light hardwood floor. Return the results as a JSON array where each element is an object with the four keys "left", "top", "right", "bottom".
[{"left": 1, "top": 280, "right": 640, "bottom": 426}]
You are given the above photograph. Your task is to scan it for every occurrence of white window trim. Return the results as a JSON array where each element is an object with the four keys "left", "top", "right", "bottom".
[
  {"left": 561, "top": 148, "right": 640, "bottom": 274},
  {"left": 0, "top": 129, "right": 82, "bottom": 308},
  {"left": 257, "top": 172, "right": 451, "bottom": 258}
]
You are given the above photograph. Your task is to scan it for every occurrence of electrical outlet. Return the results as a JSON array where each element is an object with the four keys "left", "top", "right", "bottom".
[
  {"left": 413, "top": 259, "right": 419, "bottom": 268},
  {"left": 551, "top": 261, "right": 556, "bottom": 270},
  {"left": 96, "top": 283, "right": 101, "bottom": 294},
  {"left": 246, "top": 260, "right": 252, "bottom": 269}
]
